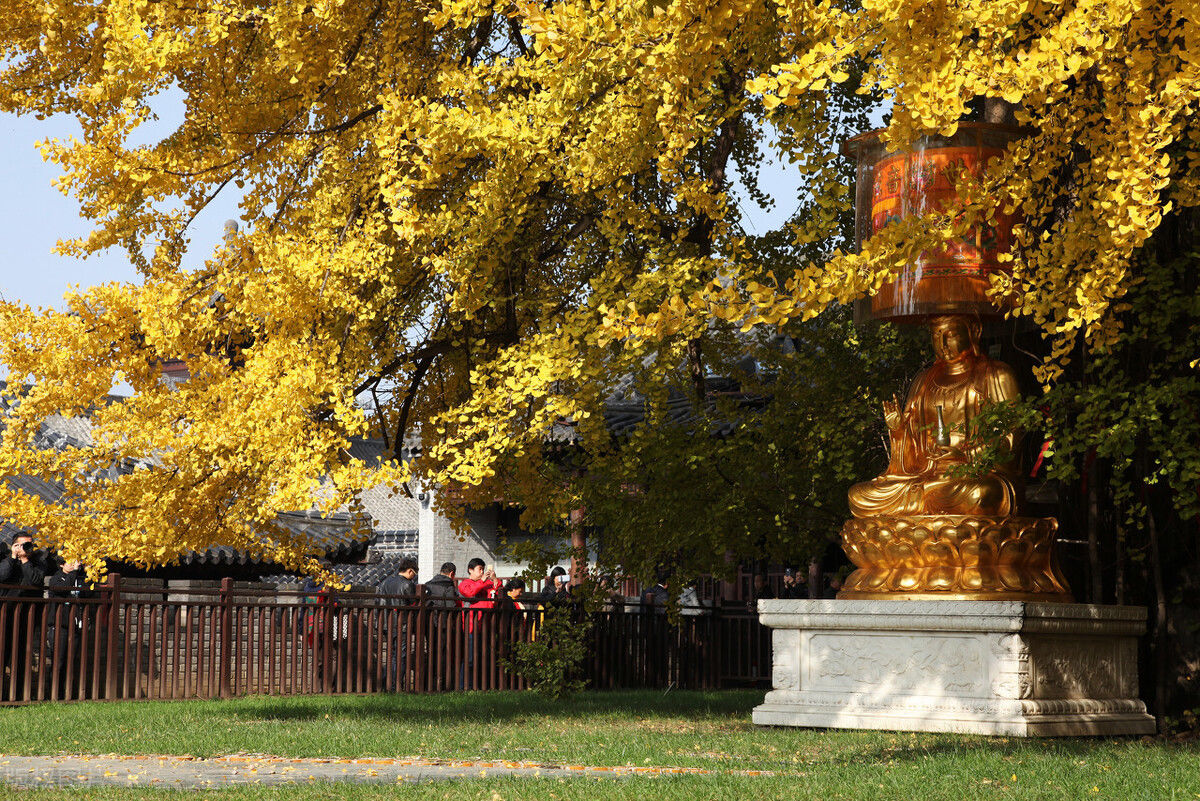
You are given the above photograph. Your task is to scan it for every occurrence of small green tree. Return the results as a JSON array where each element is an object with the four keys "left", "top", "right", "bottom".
[{"left": 504, "top": 603, "right": 591, "bottom": 699}]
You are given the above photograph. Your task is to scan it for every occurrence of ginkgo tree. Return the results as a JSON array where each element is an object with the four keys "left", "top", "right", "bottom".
[{"left": 0, "top": 0, "right": 1193, "bottom": 576}]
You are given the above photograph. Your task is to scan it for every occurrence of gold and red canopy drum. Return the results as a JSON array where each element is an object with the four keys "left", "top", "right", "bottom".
[{"left": 842, "top": 123, "right": 1024, "bottom": 323}]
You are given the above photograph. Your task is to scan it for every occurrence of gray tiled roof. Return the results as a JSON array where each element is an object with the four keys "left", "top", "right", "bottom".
[
  {"left": 264, "top": 554, "right": 417, "bottom": 590},
  {"left": 0, "top": 474, "right": 64, "bottom": 541},
  {"left": 171, "top": 510, "right": 374, "bottom": 567},
  {"left": 372, "top": 529, "right": 419, "bottom": 552},
  {"left": 547, "top": 380, "right": 759, "bottom": 444},
  {"left": 347, "top": 437, "right": 389, "bottom": 465},
  {"left": 346, "top": 436, "right": 421, "bottom": 464}
]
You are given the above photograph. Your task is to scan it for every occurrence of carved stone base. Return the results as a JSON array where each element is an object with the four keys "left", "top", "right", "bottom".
[
  {"left": 752, "top": 600, "right": 1155, "bottom": 736},
  {"left": 839, "top": 515, "right": 1073, "bottom": 601}
]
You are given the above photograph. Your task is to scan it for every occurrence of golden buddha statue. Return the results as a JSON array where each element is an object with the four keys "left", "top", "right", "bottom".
[
  {"left": 838, "top": 314, "right": 1072, "bottom": 601},
  {"left": 848, "top": 314, "right": 1019, "bottom": 518}
]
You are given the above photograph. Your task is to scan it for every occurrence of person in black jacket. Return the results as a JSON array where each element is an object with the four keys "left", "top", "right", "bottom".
[
  {"left": 376, "top": 558, "right": 418, "bottom": 689},
  {"left": 641, "top": 573, "right": 669, "bottom": 614},
  {"left": 0, "top": 540, "right": 13, "bottom": 699},
  {"left": 422, "top": 562, "right": 458, "bottom": 690},
  {"left": 536, "top": 566, "right": 568, "bottom": 605},
  {"left": 0, "top": 537, "right": 43, "bottom": 597},
  {"left": 3, "top": 533, "right": 48, "bottom": 700},
  {"left": 376, "top": 558, "right": 419, "bottom": 602},
  {"left": 424, "top": 562, "right": 458, "bottom": 608},
  {"left": 12, "top": 535, "right": 49, "bottom": 595},
  {"left": 46, "top": 558, "right": 93, "bottom": 699},
  {"left": 0, "top": 542, "right": 14, "bottom": 592},
  {"left": 779, "top": 567, "right": 808, "bottom": 599}
]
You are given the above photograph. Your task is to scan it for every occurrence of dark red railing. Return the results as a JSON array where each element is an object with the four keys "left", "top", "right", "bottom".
[{"left": 0, "top": 575, "right": 769, "bottom": 704}]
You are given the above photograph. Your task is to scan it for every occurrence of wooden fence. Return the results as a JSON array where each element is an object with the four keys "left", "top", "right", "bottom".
[{"left": 0, "top": 576, "right": 770, "bottom": 704}]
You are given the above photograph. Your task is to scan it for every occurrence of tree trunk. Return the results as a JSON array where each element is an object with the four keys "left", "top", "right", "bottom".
[
  {"left": 1114, "top": 522, "right": 1126, "bottom": 606},
  {"left": 569, "top": 508, "right": 587, "bottom": 587},
  {"left": 984, "top": 97, "right": 1018, "bottom": 125},
  {"left": 722, "top": 551, "right": 738, "bottom": 604},
  {"left": 687, "top": 338, "right": 706, "bottom": 402},
  {"left": 1146, "top": 498, "right": 1169, "bottom": 733}
]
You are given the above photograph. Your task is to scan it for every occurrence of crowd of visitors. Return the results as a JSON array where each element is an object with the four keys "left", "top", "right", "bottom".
[
  {"left": 365, "top": 558, "right": 568, "bottom": 690},
  {"left": 749, "top": 566, "right": 844, "bottom": 605},
  {"left": 372, "top": 560, "right": 578, "bottom": 611}
]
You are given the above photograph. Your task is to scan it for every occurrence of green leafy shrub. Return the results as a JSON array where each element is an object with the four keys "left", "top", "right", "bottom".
[{"left": 505, "top": 603, "right": 591, "bottom": 699}]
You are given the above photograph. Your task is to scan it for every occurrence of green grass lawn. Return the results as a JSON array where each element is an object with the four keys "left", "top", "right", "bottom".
[{"left": 1, "top": 690, "right": 1196, "bottom": 800}]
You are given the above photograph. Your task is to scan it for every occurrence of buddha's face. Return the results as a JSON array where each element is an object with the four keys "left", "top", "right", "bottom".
[{"left": 932, "top": 318, "right": 973, "bottom": 362}]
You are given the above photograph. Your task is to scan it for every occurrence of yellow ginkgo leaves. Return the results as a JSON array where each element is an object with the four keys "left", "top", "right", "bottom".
[{"left": 0, "top": 0, "right": 1192, "bottom": 569}]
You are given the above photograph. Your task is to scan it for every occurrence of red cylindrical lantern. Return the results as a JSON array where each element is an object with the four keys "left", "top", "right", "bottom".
[{"left": 842, "top": 123, "right": 1024, "bottom": 323}]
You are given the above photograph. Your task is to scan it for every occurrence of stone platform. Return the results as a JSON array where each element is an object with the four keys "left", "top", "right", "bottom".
[{"left": 751, "top": 600, "right": 1155, "bottom": 737}]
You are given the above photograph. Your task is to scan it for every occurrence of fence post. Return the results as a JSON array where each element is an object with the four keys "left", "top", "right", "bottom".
[
  {"left": 321, "top": 589, "right": 334, "bottom": 694},
  {"left": 710, "top": 604, "right": 722, "bottom": 689},
  {"left": 413, "top": 583, "right": 425, "bottom": 693},
  {"left": 219, "top": 577, "right": 233, "bottom": 698},
  {"left": 104, "top": 573, "right": 121, "bottom": 700}
]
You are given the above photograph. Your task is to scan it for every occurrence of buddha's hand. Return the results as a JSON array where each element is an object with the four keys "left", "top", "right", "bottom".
[
  {"left": 882, "top": 395, "right": 903, "bottom": 430},
  {"left": 931, "top": 444, "right": 966, "bottom": 463}
]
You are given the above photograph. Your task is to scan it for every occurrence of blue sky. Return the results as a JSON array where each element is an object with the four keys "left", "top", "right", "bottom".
[
  {"left": 0, "top": 111, "right": 242, "bottom": 311},
  {"left": 0, "top": 112, "right": 136, "bottom": 310},
  {"left": 0, "top": 111, "right": 803, "bottom": 311}
]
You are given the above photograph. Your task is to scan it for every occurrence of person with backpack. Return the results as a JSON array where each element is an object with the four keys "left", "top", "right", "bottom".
[{"left": 422, "top": 562, "right": 459, "bottom": 690}]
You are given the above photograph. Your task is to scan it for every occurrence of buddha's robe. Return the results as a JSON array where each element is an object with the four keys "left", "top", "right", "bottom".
[{"left": 848, "top": 354, "right": 1021, "bottom": 518}]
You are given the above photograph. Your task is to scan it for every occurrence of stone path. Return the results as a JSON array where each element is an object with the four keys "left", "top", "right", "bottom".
[{"left": 0, "top": 754, "right": 780, "bottom": 788}]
